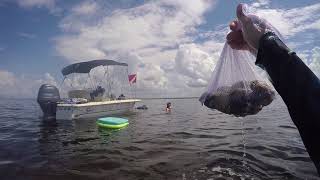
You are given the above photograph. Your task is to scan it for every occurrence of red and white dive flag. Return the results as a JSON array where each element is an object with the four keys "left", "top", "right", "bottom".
[{"left": 128, "top": 74, "right": 137, "bottom": 84}]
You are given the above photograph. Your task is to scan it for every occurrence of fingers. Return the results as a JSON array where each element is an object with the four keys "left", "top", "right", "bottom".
[
  {"left": 228, "top": 41, "right": 245, "bottom": 50},
  {"left": 226, "top": 31, "right": 248, "bottom": 50},
  {"left": 229, "top": 20, "right": 241, "bottom": 31},
  {"left": 226, "top": 30, "right": 242, "bottom": 42},
  {"left": 236, "top": 3, "right": 261, "bottom": 50},
  {"left": 229, "top": 21, "right": 237, "bottom": 31},
  {"left": 236, "top": 4, "right": 250, "bottom": 24},
  {"left": 257, "top": 18, "right": 267, "bottom": 34},
  {"left": 228, "top": 3, "right": 264, "bottom": 51},
  {"left": 228, "top": 19, "right": 244, "bottom": 50}
]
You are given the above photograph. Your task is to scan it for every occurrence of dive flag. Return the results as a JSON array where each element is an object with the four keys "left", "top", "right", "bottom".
[{"left": 128, "top": 74, "right": 137, "bottom": 84}]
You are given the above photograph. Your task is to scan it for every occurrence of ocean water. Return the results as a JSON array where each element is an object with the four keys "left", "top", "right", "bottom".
[{"left": 0, "top": 97, "right": 319, "bottom": 180}]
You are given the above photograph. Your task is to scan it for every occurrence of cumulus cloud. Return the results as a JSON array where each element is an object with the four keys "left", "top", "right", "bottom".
[
  {"left": 0, "top": 70, "right": 58, "bottom": 98},
  {"left": 54, "top": 0, "right": 320, "bottom": 97},
  {"left": 174, "top": 44, "right": 217, "bottom": 87},
  {"left": 139, "top": 63, "right": 168, "bottom": 88},
  {"left": 1, "top": 0, "right": 319, "bottom": 98},
  {"left": 250, "top": 1, "right": 320, "bottom": 78},
  {"left": 1, "top": 0, "right": 318, "bottom": 99},
  {"left": 56, "top": 0, "right": 215, "bottom": 57},
  {"left": 251, "top": 2, "right": 320, "bottom": 38},
  {"left": 54, "top": 0, "right": 217, "bottom": 96}
]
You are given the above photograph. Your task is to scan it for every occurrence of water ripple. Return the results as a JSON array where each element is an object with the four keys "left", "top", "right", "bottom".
[{"left": 0, "top": 98, "right": 318, "bottom": 179}]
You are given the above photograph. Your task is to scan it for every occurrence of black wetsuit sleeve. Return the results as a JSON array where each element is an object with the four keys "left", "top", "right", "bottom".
[{"left": 256, "top": 32, "right": 320, "bottom": 174}]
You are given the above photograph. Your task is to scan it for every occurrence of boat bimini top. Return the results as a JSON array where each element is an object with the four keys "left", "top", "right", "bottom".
[{"left": 61, "top": 59, "right": 128, "bottom": 76}]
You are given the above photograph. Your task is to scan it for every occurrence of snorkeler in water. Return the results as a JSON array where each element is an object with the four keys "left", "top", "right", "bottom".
[{"left": 166, "top": 102, "right": 172, "bottom": 113}]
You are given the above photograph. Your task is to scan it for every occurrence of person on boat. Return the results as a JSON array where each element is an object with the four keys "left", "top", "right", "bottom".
[
  {"left": 137, "top": 105, "right": 148, "bottom": 110},
  {"left": 226, "top": 4, "right": 320, "bottom": 174},
  {"left": 90, "top": 86, "right": 105, "bottom": 100},
  {"left": 166, "top": 102, "right": 172, "bottom": 113},
  {"left": 110, "top": 93, "right": 116, "bottom": 100},
  {"left": 117, "top": 94, "right": 126, "bottom": 100}
]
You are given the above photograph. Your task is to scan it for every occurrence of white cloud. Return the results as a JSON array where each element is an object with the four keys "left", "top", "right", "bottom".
[
  {"left": 54, "top": 0, "right": 217, "bottom": 96},
  {"left": 17, "top": 0, "right": 54, "bottom": 8},
  {"left": 0, "top": 70, "right": 17, "bottom": 87},
  {"left": 71, "top": 1, "right": 99, "bottom": 15},
  {"left": 16, "top": 0, "right": 60, "bottom": 14},
  {"left": 249, "top": 1, "right": 320, "bottom": 78},
  {"left": 251, "top": 2, "right": 320, "bottom": 37},
  {"left": 251, "top": 0, "right": 270, "bottom": 8},
  {"left": 139, "top": 63, "right": 168, "bottom": 88},
  {"left": 297, "top": 47, "right": 320, "bottom": 78},
  {"left": 0, "top": 70, "right": 58, "bottom": 98},
  {"left": 187, "top": 78, "right": 208, "bottom": 88},
  {"left": 51, "top": 0, "right": 319, "bottom": 98},
  {"left": 17, "top": 32, "right": 36, "bottom": 39},
  {"left": 307, "top": 47, "right": 320, "bottom": 78},
  {"left": 1, "top": 0, "right": 319, "bottom": 98},
  {"left": 174, "top": 44, "right": 217, "bottom": 87},
  {"left": 38, "top": 73, "right": 58, "bottom": 87},
  {"left": 57, "top": 0, "right": 214, "bottom": 56}
]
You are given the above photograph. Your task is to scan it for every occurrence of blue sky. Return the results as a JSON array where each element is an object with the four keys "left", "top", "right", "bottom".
[
  {"left": 0, "top": 2, "right": 61, "bottom": 76},
  {"left": 0, "top": 0, "right": 319, "bottom": 97}
]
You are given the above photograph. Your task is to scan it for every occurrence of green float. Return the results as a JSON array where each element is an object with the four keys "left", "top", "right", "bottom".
[{"left": 97, "top": 117, "right": 129, "bottom": 129}]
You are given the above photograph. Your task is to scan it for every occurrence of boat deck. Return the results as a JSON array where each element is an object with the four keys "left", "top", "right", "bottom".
[{"left": 57, "top": 99, "right": 141, "bottom": 107}]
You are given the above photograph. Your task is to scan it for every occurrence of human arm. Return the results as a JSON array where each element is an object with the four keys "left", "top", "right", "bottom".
[
  {"left": 227, "top": 3, "right": 320, "bottom": 174},
  {"left": 256, "top": 32, "right": 320, "bottom": 173}
]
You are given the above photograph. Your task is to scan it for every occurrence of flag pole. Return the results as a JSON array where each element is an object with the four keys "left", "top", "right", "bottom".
[{"left": 128, "top": 72, "right": 137, "bottom": 99}]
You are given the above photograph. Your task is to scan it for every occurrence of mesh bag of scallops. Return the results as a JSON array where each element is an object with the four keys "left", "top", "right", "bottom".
[{"left": 199, "top": 9, "right": 283, "bottom": 117}]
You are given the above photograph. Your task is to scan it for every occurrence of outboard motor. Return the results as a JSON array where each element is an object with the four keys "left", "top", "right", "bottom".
[{"left": 37, "top": 84, "right": 60, "bottom": 119}]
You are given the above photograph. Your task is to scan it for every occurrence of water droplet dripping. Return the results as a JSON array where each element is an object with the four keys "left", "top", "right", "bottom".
[{"left": 241, "top": 119, "right": 247, "bottom": 167}]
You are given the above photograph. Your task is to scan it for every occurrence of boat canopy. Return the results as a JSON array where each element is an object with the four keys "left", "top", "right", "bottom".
[{"left": 62, "top": 59, "right": 128, "bottom": 76}]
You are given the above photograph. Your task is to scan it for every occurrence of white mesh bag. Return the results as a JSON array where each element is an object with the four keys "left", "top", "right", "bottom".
[{"left": 199, "top": 5, "right": 282, "bottom": 117}]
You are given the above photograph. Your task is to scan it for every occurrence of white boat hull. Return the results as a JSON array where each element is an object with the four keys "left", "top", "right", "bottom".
[{"left": 56, "top": 99, "right": 140, "bottom": 120}]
